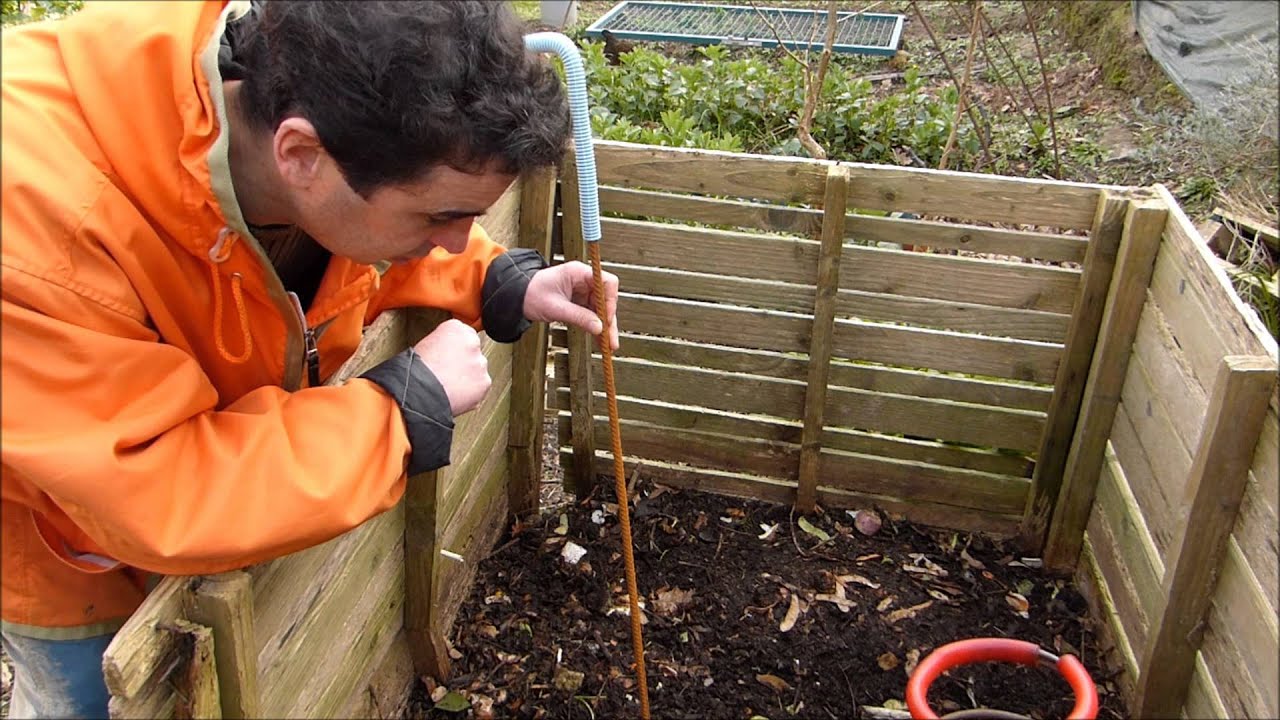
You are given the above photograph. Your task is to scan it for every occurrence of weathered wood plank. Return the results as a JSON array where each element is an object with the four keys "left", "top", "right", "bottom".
[
  {"left": 1076, "top": 536, "right": 1140, "bottom": 702},
  {"left": 336, "top": 632, "right": 414, "bottom": 720},
  {"left": 598, "top": 185, "right": 1091, "bottom": 261},
  {"left": 553, "top": 391, "right": 1032, "bottom": 477},
  {"left": 508, "top": 166, "right": 557, "bottom": 518},
  {"left": 188, "top": 572, "right": 259, "bottom": 720},
  {"left": 1085, "top": 490, "right": 1149, "bottom": 650},
  {"left": 403, "top": 466, "right": 446, "bottom": 679},
  {"left": 1135, "top": 355, "right": 1277, "bottom": 719},
  {"left": 604, "top": 262, "right": 1071, "bottom": 342},
  {"left": 329, "top": 310, "right": 409, "bottom": 383},
  {"left": 1108, "top": 400, "right": 1178, "bottom": 556},
  {"left": 552, "top": 352, "right": 1045, "bottom": 452},
  {"left": 593, "top": 140, "right": 828, "bottom": 204},
  {"left": 172, "top": 620, "right": 220, "bottom": 720},
  {"left": 1021, "top": 194, "right": 1126, "bottom": 549},
  {"left": 103, "top": 577, "right": 194, "bottom": 701},
  {"left": 256, "top": 506, "right": 404, "bottom": 717},
  {"left": 816, "top": 448, "right": 1030, "bottom": 515},
  {"left": 562, "top": 155, "right": 596, "bottom": 497},
  {"left": 1041, "top": 200, "right": 1168, "bottom": 568},
  {"left": 566, "top": 449, "right": 1022, "bottom": 537},
  {"left": 552, "top": 329, "right": 1052, "bottom": 412},
  {"left": 602, "top": 218, "right": 1082, "bottom": 313},
  {"left": 841, "top": 161, "right": 1108, "bottom": 229},
  {"left": 830, "top": 317, "right": 1062, "bottom": 385},
  {"left": 1130, "top": 299, "right": 1209, "bottom": 447},
  {"left": 440, "top": 385, "right": 512, "bottom": 532},
  {"left": 476, "top": 179, "right": 523, "bottom": 249},
  {"left": 1183, "top": 653, "right": 1228, "bottom": 720},
  {"left": 1202, "top": 541, "right": 1280, "bottom": 717},
  {"left": 1094, "top": 444, "right": 1164, "bottom": 625},
  {"left": 798, "top": 165, "right": 849, "bottom": 510}
]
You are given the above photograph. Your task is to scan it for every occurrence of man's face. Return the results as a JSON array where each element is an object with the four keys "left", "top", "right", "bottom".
[{"left": 295, "top": 159, "right": 516, "bottom": 266}]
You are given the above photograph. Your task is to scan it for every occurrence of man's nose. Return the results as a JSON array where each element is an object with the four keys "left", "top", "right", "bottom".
[{"left": 431, "top": 218, "right": 474, "bottom": 254}]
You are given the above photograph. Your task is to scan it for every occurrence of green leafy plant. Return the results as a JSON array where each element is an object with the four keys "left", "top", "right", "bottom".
[{"left": 1, "top": 0, "right": 81, "bottom": 26}]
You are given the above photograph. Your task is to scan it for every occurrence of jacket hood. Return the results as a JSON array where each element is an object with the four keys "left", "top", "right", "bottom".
[{"left": 52, "top": 0, "right": 251, "bottom": 260}]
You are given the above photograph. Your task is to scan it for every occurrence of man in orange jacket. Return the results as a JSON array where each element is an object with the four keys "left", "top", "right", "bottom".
[{"left": 1, "top": 1, "right": 619, "bottom": 716}]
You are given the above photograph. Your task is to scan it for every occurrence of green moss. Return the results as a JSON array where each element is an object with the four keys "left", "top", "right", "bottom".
[{"left": 1041, "top": 0, "right": 1187, "bottom": 112}]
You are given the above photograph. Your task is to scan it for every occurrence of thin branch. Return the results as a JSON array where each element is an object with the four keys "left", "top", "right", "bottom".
[
  {"left": 944, "top": 0, "right": 1038, "bottom": 140},
  {"left": 1022, "top": 0, "right": 1062, "bottom": 177},
  {"left": 977, "top": 3, "right": 1043, "bottom": 116},
  {"left": 940, "top": 1, "right": 983, "bottom": 170},
  {"left": 908, "top": 0, "right": 992, "bottom": 165},
  {"left": 797, "top": 1, "right": 839, "bottom": 159}
]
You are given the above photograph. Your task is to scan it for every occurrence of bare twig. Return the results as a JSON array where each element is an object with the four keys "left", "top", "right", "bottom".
[
  {"left": 977, "top": 3, "right": 1042, "bottom": 116},
  {"left": 944, "top": 1, "right": 1038, "bottom": 140},
  {"left": 909, "top": 0, "right": 992, "bottom": 165},
  {"left": 797, "top": 1, "right": 840, "bottom": 159},
  {"left": 1022, "top": 0, "right": 1061, "bottom": 177},
  {"left": 940, "top": 2, "right": 983, "bottom": 170}
]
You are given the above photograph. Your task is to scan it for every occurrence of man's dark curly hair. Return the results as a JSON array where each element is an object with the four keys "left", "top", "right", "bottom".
[{"left": 233, "top": 1, "right": 570, "bottom": 197}]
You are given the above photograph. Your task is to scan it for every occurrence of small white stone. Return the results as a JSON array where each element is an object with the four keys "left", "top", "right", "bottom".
[{"left": 560, "top": 540, "right": 588, "bottom": 565}]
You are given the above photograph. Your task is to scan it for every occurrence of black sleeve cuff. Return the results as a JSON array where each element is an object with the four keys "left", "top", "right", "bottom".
[
  {"left": 360, "top": 348, "right": 454, "bottom": 474},
  {"left": 480, "top": 248, "right": 548, "bottom": 343}
]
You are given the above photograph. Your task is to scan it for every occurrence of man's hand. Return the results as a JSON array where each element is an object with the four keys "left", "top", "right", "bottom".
[
  {"left": 523, "top": 261, "right": 620, "bottom": 350},
  {"left": 413, "top": 320, "right": 491, "bottom": 415}
]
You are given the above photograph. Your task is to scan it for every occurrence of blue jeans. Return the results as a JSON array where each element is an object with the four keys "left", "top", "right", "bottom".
[{"left": 1, "top": 630, "right": 113, "bottom": 719}]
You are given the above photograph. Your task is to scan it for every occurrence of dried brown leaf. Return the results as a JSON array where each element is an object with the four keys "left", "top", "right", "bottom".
[
  {"left": 779, "top": 594, "right": 801, "bottom": 632},
  {"left": 904, "top": 648, "right": 922, "bottom": 676},
  {"left": 884, "top": 600, "right": 933, "bottom": 625},
  {"left": 756, "top": 673, "right": 791, "bottom": 693},
  {"left": 877, "top": 652, "right": 900, "bottom": 671},
  {"left": 652, "top": 587, "right": 696, "bottom": 617},
  {"left": 840, "top": 573, "right": 881, "bottom": 590},
  {"left": 877, "top": 596, "right": 897, "bottom": 612}
]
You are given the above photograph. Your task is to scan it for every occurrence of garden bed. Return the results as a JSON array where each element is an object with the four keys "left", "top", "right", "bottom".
[{"left": 413, "top": 477, "right": 1127, "bottom": 720}]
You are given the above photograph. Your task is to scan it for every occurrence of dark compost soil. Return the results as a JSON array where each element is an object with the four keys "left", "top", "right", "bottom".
[{"left": 410, "top": 477, "right": 1127, "bottom": 720}]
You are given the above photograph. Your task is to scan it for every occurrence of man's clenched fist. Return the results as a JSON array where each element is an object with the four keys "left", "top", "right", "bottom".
[{"left": 413, "top": 319, "right": 490, "bottom": 416}]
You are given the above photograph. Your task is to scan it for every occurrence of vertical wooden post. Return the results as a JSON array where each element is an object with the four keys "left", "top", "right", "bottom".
[
  {"left": 508, "top": 167, "right": 558, "bottom": 519},
  {"left": 561, "top": 154, "right": 597, "bottom": 498},
  {"left": 403, "top": 469, "right": 451, "bottom": 679},
  {"left": 1018, "top": 193, "right": 1127, "bottom": 550},
  {"left": 188, "top": 572, "right": 259, "bottom": 719},
  {"left": 796, "top": 164, "right": 848, "bottom": 512},
  {"left": 171, "top": 619, "right": 222, "bottom": 720},
  {"left": 1040, "top": 199, "right": 1168, "bottom": 569},
  {"left": 1133, "top": 355, "right": 1277, "bottom": 718}
]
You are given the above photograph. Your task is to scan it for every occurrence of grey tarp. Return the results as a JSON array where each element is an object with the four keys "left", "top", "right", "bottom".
[{"left": 1133, "top": 0, "right": 1278, "bottom": 111}]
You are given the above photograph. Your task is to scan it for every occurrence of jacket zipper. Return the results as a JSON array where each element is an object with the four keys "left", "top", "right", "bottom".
[{"left": 288, "top": 291, "right": 321, "bottom": 389}]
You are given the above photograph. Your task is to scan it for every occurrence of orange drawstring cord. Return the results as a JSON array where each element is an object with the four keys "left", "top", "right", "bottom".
[
  {"left": 209, "top": 230, "right": 253, "bottom": 364},
  {"left": 589, "top": 242, "right": 650, "bottom": 720}
]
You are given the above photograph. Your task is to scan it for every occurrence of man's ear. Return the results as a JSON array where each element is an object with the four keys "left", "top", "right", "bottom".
[{"left": 273, "top": 117, "right": 327, "bottom": 189}]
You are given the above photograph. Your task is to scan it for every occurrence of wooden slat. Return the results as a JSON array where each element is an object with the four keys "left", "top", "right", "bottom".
[
  {"left": 1202, "top": 541, "right": 1280, "bottom": 717},
  {"left": 1085, "top": 489, "right": 1149, "bottom": 649},
  {"left": 552, "top": 352, "right": 1045, "bottom": 452},
  {"left": 562, "top": 155, "right": 596, "bottom": 496},
  {"left": 440, "top": 385, "right": 512, "bottom": 532},
  {"left": 603, "top": 263, "right": 1070, "bottom": 342},
  {"left": 1021, "top": 194, "right": 1126, "bottom": 549},
  {"left": 1076, "top": 536, "right": 1141, "bottom": 699},
  {"left": 172, "top": 620, "right": 221, "bottom": 720},
  {"left": 567, "top": 447, "right": 1026, "bottom": 531},
  {"left": 1041, "top": 200, "right": 1168, "bottom": 568},
  {"left": 553, "top": 330, "right": 1052, "bottom": 412},
  {"left": 553, "top": 390, "right": 1032, "bottom": 477},
  {"left": 831, "top": 317, "right": 1062, "bottom": 385},
  {"left": 592, "top": 140, "right": 827, "bottom": 204},
  {"left": 839, "top": 243, "right": 1082, "bottom": 314},
  {"left": 603, "top": 218, "right": 1082, "bottom": 313},
  {"left": 842, "top": 161, "right": 1108, "bottom": 229},
  {"left": 1130, "top": 300, "right": 1209, "bottom": 446},
  {"left": 816, "top": 448, "right": 1029, "bottom": 515},
  {"left": 1094, "top": 444, "right": 1164, "bottom": 624},
  {"left": 403, "top": 466, "right": 447, "bottom": 680},
  {"left": 1183, "top": 653, "right": 1229, "bottom": 720},
  {"left": 598, "top": 185, "right": 1089, "bottom": 262},
  {"left": 508, "top": 166, "right": 557, "bottom": 518},
  {"left": 255, "top": 507, "right": 404, "bottom": 717},
  {"left": 103, "top": 577, "right": 194, "bottom": 701},
  {"left": 336, "top": 633, "right": 414, "bottom": 720},
  {"left": 1135, "top": 355, "right": 1277, "bottom": 719},
  {"left": 574, "top": 416, "right": 798, "bottom": 479},
  {"left": 189, "top": 572, "right": 259, "bottom": 720},
  {"left": 798, "top": 165, "right": 848, "bottom": 510},
  {"left": 1109, "top": 400, "right": 1178, "bottom": 555}
]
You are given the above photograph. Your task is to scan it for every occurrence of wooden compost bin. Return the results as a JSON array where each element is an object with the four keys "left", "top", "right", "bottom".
[
  {"left": 101, "top": 170, "right": 559, "bottom": 719},
  {"left": 550, "top": 141, "right": 1278, "bottom": 719},
  {"left": 99, "top": 141, "right": 1276, "bottom": 720}
]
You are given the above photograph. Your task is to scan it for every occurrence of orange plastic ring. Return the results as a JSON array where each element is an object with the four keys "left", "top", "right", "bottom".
[{"left": 905, "top": 638, "right": 1097, "bottom": 720}]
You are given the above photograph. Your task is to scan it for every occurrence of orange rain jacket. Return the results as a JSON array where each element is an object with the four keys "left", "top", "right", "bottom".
[{"left": 1, "top": 1, "right": 534, "bottom": 638}]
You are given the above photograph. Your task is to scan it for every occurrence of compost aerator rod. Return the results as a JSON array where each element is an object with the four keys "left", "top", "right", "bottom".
[{"left": 525, "top": 31, "right": 650, "bottom": 719}]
